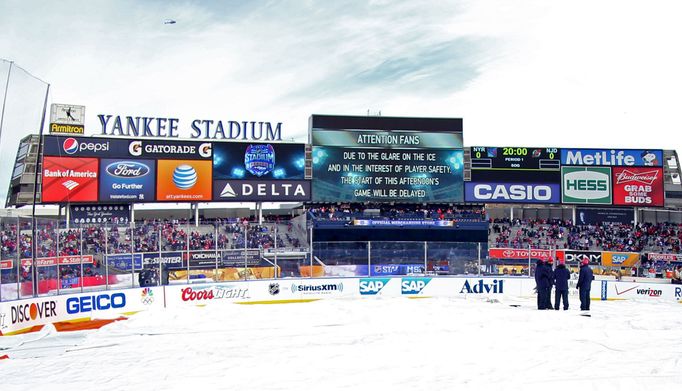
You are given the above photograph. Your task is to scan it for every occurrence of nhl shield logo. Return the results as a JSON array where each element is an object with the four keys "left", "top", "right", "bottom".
[
  {"left": 269, "top": 283, "right": 280, "bottom": 296},
  {"left": 244, "top": 144, "right": 275, "bottom": 177}
]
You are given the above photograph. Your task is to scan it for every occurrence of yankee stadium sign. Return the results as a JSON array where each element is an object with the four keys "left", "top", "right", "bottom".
[{"left": 98, "top": 114, "right": 283, "bottom": 141}]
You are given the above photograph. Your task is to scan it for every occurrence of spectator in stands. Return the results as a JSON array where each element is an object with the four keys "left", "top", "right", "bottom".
[
  {"left": 577, "top": 258, "right": 594, "bottom": 311},
  {"left": 553, "top": 259, "right": 570, "bottom": 310},
  {"left": 672, "top": 266, "right": 682, "bottom": 285}
]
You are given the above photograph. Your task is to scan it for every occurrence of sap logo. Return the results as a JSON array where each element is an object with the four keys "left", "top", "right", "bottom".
[
  {"left": 11, "top": 301, "right": 57, "bottom": 324},
  {"left": 66, "top": 293, "right": 126, "bottom": 314},
  {"left": 401, "top": 278, "right": 431, "bottom": 295},
  {"left": 473, "top": 184, "right": 553, "bottom": 202},
  {"left": 675, "top": 287, "right": 681, "bottom": 299},
  {"left": 460, "top": 279, "right": 504, "bottom": 294},
  {"left": 612, "top": 254, "right": 628, "bottom": 264},
  {"left": 359, "top": 278, "right": 390, "bottom": 295}
]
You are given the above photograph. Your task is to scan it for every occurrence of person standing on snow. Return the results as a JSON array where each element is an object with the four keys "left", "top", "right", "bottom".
[
  {"left": 553, "top": 259, "right": 570, "bottom": 310},
  {"left": 577, "top": 258, "right": 594, "bottom": 311},
  {"left": 543, "top": 258, "right": 554, "bottom": 309},
  {"left": 534, "top": 259, "right": 547, "bottom": 310}
]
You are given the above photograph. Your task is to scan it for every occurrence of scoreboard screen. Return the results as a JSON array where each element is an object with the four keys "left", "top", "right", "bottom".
[{"left": 471, "top": 147, "right": 561, "bottom": 170}]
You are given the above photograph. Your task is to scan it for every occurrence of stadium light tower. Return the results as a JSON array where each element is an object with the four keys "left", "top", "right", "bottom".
[{"left": 0, "top": 58, "right": 51, "bottom": 296}]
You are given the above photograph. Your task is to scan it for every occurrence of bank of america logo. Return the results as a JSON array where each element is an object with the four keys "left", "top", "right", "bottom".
[
  {"left": 220, "top": 183, "right": 236, "bottom": 198},
  {"left": 172, "top": 164, "right": 197, "bottom": 190},
  {"left": 62, "top": 180, "right": 79, "bottom": 190}
]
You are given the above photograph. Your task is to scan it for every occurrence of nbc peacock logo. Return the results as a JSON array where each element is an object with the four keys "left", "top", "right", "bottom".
[{"left": 141, "top": 288, "right": 154, "bottom": 305}]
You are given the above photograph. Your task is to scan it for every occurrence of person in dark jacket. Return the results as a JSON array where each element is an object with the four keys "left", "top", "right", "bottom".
[
  {"left": 553, "top": 259, "right": 570, "bottom": 310},
  {"left": 535, "top": 259, "right": 551, "bottom": 309},
  {"left": 577, "top": 258, "right": 595, "bottom": 311},
  {"left": 543, "top": 258, "right": 554, "bottom": 309}
]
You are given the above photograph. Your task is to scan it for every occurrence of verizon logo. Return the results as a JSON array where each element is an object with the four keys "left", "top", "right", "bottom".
[
  {"left": 616, "top": 170, "right": 658, "bottom": 185},
  {"left": 62, "top": 180, "right": 80, "bottom": 190}
]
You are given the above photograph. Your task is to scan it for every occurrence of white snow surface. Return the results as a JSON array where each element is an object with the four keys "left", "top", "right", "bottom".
[{"left": 1, "top": 297, "right": 681, "bottom": 390}]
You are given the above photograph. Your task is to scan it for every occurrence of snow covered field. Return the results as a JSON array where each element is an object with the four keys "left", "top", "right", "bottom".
[{"left": 1, "top": 297, "right": 681, "bottom": 390}]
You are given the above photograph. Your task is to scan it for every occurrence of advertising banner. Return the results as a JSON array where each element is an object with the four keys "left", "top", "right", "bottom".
[
  {"left": 488, "top": 248, "right": 561, "bottom": 261},
  {"left": 561, "top": 149, "right": 663, "bottom": 167},
  {"left": 70, "top": 204, "right": 130, "bottom": 225},
  {"left": 612, "top": 167, "right": 664, "bottom": 207},
  {"left": 99, "top": 159, "right": 156, "bottom": 202},
  {"left": 561, "top": 166, "right": 612, "bottom": 204},
  {"left": 41, "top": 156, "right": 99, "bottom": 203},
  {"left": 601, "top": 252, "right": 640, "bottom": 268},
  {"left": 563, "top": 250, "right": 602, "bottom": 265},
  {"left": 212, "top": 142, "right": 305, "bottom": 180},
  {"left": 43, "top": 135, "right": 129, "bottom": 157},
  {"left": 156, "top": 159, "right": 212, "bottom": 201},
  {"left": 646, "top": 253, "right": 682, "bottom": 263},
  {"left": 605, "top": 281, "right": 682, "bottom": 301},
  {"left": 464, "top": 182, "right": 560, "bottom": 204},
  {"left": 213, "top": 180, "right": 311, "bottom": 202},
  {"left": 352, "top": 219, "right": 454, "bottom": 227},
  {"left": 141, "top": 252, "right": 184, "bottom": 268},
  {"left": 576, "top": 208, "right": 634, "bottom": 225},
  {"left": 28, "top": 255, "right": 94, "bottom": 267},
  {"left": 106, "top": 254, "right": 143, "bottom": 271},
  {"left": 1, "top": 260, "right": 13, "bottom": 269},
  {"left": 128, "top": 139, "right": 212, "bottom": 159}
]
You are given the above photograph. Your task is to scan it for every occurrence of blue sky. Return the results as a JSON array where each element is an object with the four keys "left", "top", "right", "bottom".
[{"left": 1, "top": 0, "right": 681, "bottom": 203}]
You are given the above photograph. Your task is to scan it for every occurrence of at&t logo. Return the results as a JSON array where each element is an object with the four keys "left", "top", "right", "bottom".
[{"left": 173, "top": 164, "right": 198, "bottom": 190}]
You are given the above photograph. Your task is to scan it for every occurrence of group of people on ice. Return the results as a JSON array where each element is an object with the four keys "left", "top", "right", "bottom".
[{"left": 535, "top": 257, "right": 594, "bottom": 311}]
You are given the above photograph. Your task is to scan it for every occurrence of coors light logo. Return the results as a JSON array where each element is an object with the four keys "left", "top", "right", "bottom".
[{"left": 616, "top": 169, "right": 658, "bottom": 185}]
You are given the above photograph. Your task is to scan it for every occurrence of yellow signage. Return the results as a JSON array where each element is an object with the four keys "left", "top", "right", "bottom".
[{"left": 50, "top": 123, "right": 84, "bottom": 135}]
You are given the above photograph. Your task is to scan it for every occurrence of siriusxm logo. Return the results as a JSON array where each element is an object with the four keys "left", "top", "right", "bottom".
[
  {"left": 359, "top": 278, "right": 390, "bottom": 295},
  {"left": 401, "top": 277, "right": 431, "bottom": 295},
  {"left": 173, "top": 164, "right": 197, "bottom": 190},
  {"left": 459, "top": 279, "right": 504, "bottom": 294},
  {"left": 62, "top": 137, "right": 109, "bottom": 155},
  {"left": 291, "top": 283, "right": 343, "bottom": 293},
  {"left": 105, "top": 161, "right": 150, "bottom": 178}
]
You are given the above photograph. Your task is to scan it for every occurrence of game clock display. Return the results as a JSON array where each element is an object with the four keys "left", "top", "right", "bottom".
[{"left": 471, "top": 147, "right": 561, "bottom": 170}]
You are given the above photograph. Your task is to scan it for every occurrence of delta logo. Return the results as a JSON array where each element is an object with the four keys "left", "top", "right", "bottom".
[
  {"left": 359, "top": 278, "right": 391, "bottom": 295},
  {"left": 156, "top": 159, "right": 212, "bottom": 201},
  {"left": 401, "top": 277, "right": 431, "bottom": 295}
]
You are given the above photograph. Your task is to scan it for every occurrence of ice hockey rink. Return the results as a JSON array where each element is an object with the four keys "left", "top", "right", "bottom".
[{"left": 1, "top": 296, "right": 681, "bottom": 391}]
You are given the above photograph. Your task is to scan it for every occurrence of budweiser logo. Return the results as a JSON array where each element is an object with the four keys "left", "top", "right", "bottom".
[{"left": 616, "top": 169, "right": 658, "bottom": 185}]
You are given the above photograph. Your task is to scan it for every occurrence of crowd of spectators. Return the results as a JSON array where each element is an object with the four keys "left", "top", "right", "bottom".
[
  {"left": 489, "top": 218, "right": 682, "bottom": 254},
  {"left": 309, "top": 203, "right": 486, "bottom": 222}
]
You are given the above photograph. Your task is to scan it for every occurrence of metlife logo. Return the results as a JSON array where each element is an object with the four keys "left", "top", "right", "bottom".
[
  {"left": 561, "top": 167, "right": 612, "bottom": 204},
  {"left": 561, "top": 149, "right": 663, "bottom": 167},
  {"left": 465, "top": 182, "right": 560, "bottom": 204}
]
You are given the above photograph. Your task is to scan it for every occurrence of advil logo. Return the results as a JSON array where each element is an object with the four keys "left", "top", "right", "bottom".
[
  {"left": 359, "top": 278, "right": 390, "bottom": 295},
  {"left": 401, "top": 277, "right": 431, "bottom": 295},
  {"left": 460, "top": 279, "right": 504, "bottom": 294}
]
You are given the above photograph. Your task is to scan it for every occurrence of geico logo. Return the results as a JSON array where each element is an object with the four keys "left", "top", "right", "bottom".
[
  {"left": 460, "top": 279, "right": 504, "bottom": 294},
  {"left": 11, "top": 301, "right": 57, "bottom": 324},
  {"left": 359, "top": 279, "right": 390, "bottom": 295},
  {"left": 401, "top": 279, "right": 430, "bottom": 294},
  {"left": 66, "top": 293, "right": 126, "bottom": 314},
  {"left": 474, "top": 184, "right": 552, "bottom": 201}
]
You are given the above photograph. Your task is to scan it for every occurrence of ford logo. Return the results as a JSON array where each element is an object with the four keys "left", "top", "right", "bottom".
[{"left": 105, "top": 161, "right": 150, "bottom": 178}]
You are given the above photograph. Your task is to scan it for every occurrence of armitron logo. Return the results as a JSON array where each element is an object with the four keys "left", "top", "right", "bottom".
[
  {"left": 616, "top": 170, "right": 658, "bottom": 185},
  {"left": 11, "top": 301, "right": 57, "bottom": 324},
  {"left": 460, "top": 279, "right": 504, "bottom": 294}
]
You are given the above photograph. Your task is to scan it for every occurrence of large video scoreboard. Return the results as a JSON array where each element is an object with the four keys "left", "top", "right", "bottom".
[
  {"left": 471, "top": 147, "right": 560, "bottom": 170},
  {"left": 311, "top": 115, "right": 464, "bottom": 203}
]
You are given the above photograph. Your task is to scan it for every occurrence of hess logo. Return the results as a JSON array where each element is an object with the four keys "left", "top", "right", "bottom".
[
  {"left": 105, "top": 161, "right": 150, "bottom": 178},
  {"left": 359, "top": 278, "right": 390, "bottom": 295},
  {"left": 172, "top": 164, "right": 198, "bottom": 190}
]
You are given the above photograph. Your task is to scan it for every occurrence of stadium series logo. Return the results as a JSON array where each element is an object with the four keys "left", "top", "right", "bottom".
[{"left": 244, "top": 144, "right": 275, "bottom": 177}]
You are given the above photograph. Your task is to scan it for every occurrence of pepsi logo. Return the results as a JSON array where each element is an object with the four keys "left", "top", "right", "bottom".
[
  {"left": 105, "top": 161, "right": 150, "bottom": 178},
  {"left": 172, "top": 165, "right": 197, "bottom": 190},
  {"left": 63, "top": 138, "right": 79, "bottom": 154}
]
